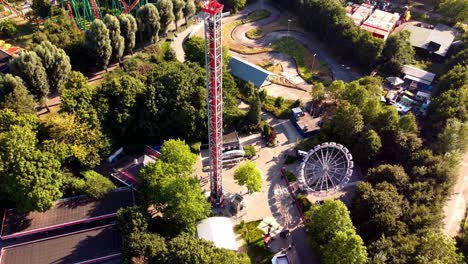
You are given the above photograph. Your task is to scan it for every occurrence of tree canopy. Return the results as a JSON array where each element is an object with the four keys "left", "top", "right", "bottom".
[
  {"left": 157, "top": 0, "right": 175, "bottom": 33},
  {"left": 233, "top": 161, "right": 262, "bottom": 193},
  {"left": 159, "top": 139, "right": 197, "bottom": 174},
  {"left": 137, "top": 4, "right": 161, "bottom": 44},
  {"left": 0, "top": 74, "right": 35, "bottom": 114},
  {"left": 118, "top": 14, "right": 138, "bottom": 53},
  {"left": 381, "top": 30, "right": 415, "bottom": 74},
  {"left": 104, "top": 14, "right": 125, "bottom": 61},
  {"left": 85, "top": 19, "right": 112, "bottom": 70}
]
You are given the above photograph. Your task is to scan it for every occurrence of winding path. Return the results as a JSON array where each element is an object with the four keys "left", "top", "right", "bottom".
[{"left": 231, "top": 2, "right": 362, "bottom": 83}]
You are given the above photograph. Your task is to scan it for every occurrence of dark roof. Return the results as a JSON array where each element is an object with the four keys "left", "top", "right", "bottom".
[
  {"left": 228, "top": 56, "right": 271, "bottom": 88},
  {"left": 1, "top": 188, "right": 133, "bottom": 239},
  {"left": 0, "top": 225, "right": 122, "bottom": 264},
  {"left": 0, "top": 50, "right": 11, "bottom": 62}
]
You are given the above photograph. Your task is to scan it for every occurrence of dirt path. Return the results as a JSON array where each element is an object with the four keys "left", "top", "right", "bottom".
[{"left": 443, "top": 152, "right": 468, "bottom": 237}]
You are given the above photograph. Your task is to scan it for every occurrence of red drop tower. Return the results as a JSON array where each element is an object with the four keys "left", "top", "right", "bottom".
[{"left": 202, "top": 0, "right": 224, "bottom": 205}]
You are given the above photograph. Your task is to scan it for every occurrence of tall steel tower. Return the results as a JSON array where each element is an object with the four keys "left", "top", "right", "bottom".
[{"left": 202, "top": 0, "right": 224, "bottom": 205}]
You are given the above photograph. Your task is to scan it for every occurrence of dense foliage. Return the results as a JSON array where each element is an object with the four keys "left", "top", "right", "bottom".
[
  {"left": 305, "top": 200, "right": 367, "bottom": 264},
  {"left": 272, "top": 0, "right": 384, "bottom": 69},
  {"left": 233, "top": 160, "right": 262, "bottom": 193}
]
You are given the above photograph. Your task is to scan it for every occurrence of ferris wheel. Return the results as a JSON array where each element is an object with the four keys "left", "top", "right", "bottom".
[{"left": 299, "top": 142, "right": 353, "bottom": 196}]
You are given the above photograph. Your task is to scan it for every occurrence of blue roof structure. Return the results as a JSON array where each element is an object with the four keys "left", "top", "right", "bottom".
[{"left": 228, "top": 56, "right": 271, "bottom": 88}]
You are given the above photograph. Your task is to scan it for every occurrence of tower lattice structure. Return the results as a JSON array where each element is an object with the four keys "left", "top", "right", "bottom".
[{"left": 202, "top": 0, "right": 224, "bottom": 205}]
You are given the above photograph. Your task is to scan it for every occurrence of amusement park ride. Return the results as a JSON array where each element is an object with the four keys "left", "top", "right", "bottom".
[
  {"left": 202, "top": 0, "right": 224, "bottom": 206},
  {"left": 0, "top": 0, "right": 147, "bottom": 29}
]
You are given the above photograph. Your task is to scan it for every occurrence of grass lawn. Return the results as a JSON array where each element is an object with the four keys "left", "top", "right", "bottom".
[
  {"left": 235, "top": 220, "right": 274, "bottom": 264},
  {"left": 263, "top": 95, "right": 299, "bottom": 119},
  {"left": 244, "top": 9, "right": 271, "bottom": 23},
  {"left": 246, "top": 27, "right": 264, "bottom": 39},
  {"left": 272, "top": 37, "right": 316, "bottom": 81}
]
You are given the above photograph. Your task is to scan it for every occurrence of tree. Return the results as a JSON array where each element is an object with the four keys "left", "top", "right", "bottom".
[
  {"left": 164, "top": 46, "right": 176, "bottom": 61},
  {"left": 118, "top": 14, "right": 138, "bottom": 53},
  {"left": 45, "top": 113, "right": 109, "bottom": 168},
  {"left": 126, "top": 232, "right": 167, "bottom": 263},
  {"left": 428, "top": 86, "right": 468, "bottom": 131},
  {"left": 400, "top": 113, "right": 418, "bottom": 133},
  {"left": 0, "top": 125, "right": 62, "bottom": 212},
  {"left": 233, "top": 161, "right": 262, "bottom": 193},
  {"left": 244, "top": 94, "right": 261, "bottom": 130},
  {"left": 117, "top": 206, "right": 149, "bottom": 237},
  {"left": 33, "top": 41, "right": 72, "bottom": 93},
  {"left": 81, "top": 170, "right": 116, "bottom": 199},
  {"left": 438, "top": 0, "right": 468, "bottom": 23},
  {"left": 433, "top": 118, "right": 468, "bottom": 154},
  {"left": 436, "top": 64, "right": 468, "bottom": 96},
  {"left": 0, "top": 74, "right": 35, "bottom": 114},
  {"left": 329, "top": 80, "right": 346, "bottom": 101},
  {"left": 321, "top": 230, "right": 368, "bottom": 264},
  {"left": 0, "top": 19, "right": 17, "bottom": 38},
  {"left": 159, "top": 139, "right": 197, "bottom": 174},
  {"left": 32, "top": 0, "right": 51, "bottom": 18},
  {"left": 307, "top": 199, "right": 355, "bottom": 247},
  {"left": 171, "top": 0, "right": 184, "bottom": 30},
  {"left": 311, "top": 82, "right": 326, "bottom": 102},
  {"left": 351, "top": 182, "right": 407, "bottom": 242},
  {"left": 322, "top": 102, "right": 364, "bottom": 145},
  {"left": 9, "top": 50, "right": 49, "bottom": 101},
  {"left": 381, "top": 30, "right": 415, "bottom": 74},
  {"left": 85, "top": 19, "right": 112, "bottom": 70},
  {"left": 157, "top": 0, "right": 174, "bottom": 33},
  {"left": 104, "top": 14, "right": 125, "bottom": 62},
  {"left": 183, "top": 0, "right": 196, "bottom": 25},
  {"left": 63, "top": 71, "right": 88, "bottom": 91},
  {"left": 184, "top": 36, "right": 205, "bottom": 66},
  {"left": 414, "top": 231, "right": 464, "bottom": 264},
  {"left": 166, "top": 233, "right": 251, "bottom": 264},
  {"left": 224, "top": 0, "right": 247, "bottom": 13},
  {"left": 365, "top": 164, "right": 409, "bottom": 191},
  {"left": 352, "top": 129, "right": 382, "bottom": 166},
  {"left": 137, "top": 4, "right": 161, "bottom": 44}
]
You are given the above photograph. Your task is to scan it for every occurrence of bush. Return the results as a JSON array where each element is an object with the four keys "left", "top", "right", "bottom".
[
  {"left": 81, "top": 170, "right": 116, "bottom": 200},
  {"left": 285, "top": 170, "right": 297, "bottom": 182},
  {"left": 297, "top": 194, "right": 312, "bottom": 212},
  {"left": 61, "top": 172, "right": 86, "bottom": 197},
  {"left": 275, "top": 96, "right": 285, "bottom": 108},
  {"left": 243, "top": 145, "right": 256, "bottom": 158},
  {"left": 190, "top": 141, "right": 202, "bottom": 154},
  {"left": 0, "top": 19, "right": 17, "bottom": 38}
]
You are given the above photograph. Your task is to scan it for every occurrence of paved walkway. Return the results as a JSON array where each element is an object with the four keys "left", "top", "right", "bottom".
[
  {"left": 229, "top": 2, "right": 362, "bottom": 83},
  {"left": 443, "top": 152, "right": 468, "bottom": 237}
]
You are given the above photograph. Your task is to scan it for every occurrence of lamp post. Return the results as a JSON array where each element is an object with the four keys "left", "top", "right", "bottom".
[
  {"left": 287, "top": 19, "right": 292, "bottom": 40},
  {"left": 312, "top": 53, "right": 317, "bottom": 70}
]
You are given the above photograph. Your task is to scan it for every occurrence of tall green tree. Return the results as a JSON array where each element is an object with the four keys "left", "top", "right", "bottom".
[
  {"left": 171, "top": 0, "right": 184, "bottom": 30},
  {"left": 157, "top": 0, "right": 174, "bottom": 33},
  {"left": 137, "top": 4, "right": 161, "bottom": 44},
  {"left": 0, "top": 125, "right": 63, "bottom": 212},
  {"left": 433, "top": 118, "right": 468, "bottom": 154},
  {"left": 32, "top": 0, "right": 51, "bottom": 18},
  {"left": 322, "top": 102, "right": 364, "bottom": 145},
  {"left": 166, "top": 233, "right": 251, "bottom": 264},
  {"left": 244, "top": 94, "right": 261, "bottom": 130},
  {"left": 428, "top": 86, "right": 468, "bottom": 131},
  {"left": 118, "top": 14, "right": 138, "bottom": 53},
  {"left": 436, "top": 64, "right": 468, "bottom": 96},
  {"left": 414, "top": 231, "right": 464, "bottom": 264},
  {"left": 321, "top": 230, "right": 368, "bottom": 264},
  {"left": 399, "top": 113, "right": 418, "bottom": 133},
  {"left": 159, "top": 139, "right": 197, "bottom": 174},
  {"left": 438, "top": 0, "right": 468, "bottom": 23},
  {"left": 9, "top": 50, "right": 49, "bottom": 101},
  {"left": 104, "top": 14, "right": 125, "bottom": 62},
  {"left": 224, "top": 0, "right": 247, "bottom": 13},
  {"left": 34, "top": 41, "right": 72, "bottom": 93},
  {"left": 81, "top": 170, "right": 115, "bottom": 199},
  {"left": 0, "top": 74, "right": 35, "bottom": 114},
  {"left": 381, "top": 30, "right": 415, "bottom": 74},
  {"left": 184, "top": 36, "right": 205, "bottom": 65},
  {"left": 311, "top": 82, "right": 326, "bottom": 104},
  {"left": 183, "top": 0, "right": 196, "bottom": 25},
  {"left": 365, "top": 164, "right": 409, "bottom": 190},
  {"left": 45, "top": 113, "right": 109, "bottom": 168},
  {"left": 233, "top": 160, "right": 262, "bottom": 193},
  {"left": 85, "top": 19, "right": 112, "bottom": 70}
]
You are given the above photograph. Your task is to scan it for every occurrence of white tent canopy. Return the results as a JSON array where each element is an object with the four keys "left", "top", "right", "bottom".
[
  {"left": 386, "top": 76, "right": 404, "bottom": 86},
  {"left": 197, "top": 217, "right": 238, "bottom": 251}
]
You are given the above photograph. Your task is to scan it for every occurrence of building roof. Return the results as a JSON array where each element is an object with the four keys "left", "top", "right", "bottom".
[
  {"left": 350, "top": 4, "right": 373, "bottom": 26},
  {"left": 0, "top": 225, "right": 122, "bottom": 264},
  {"left": 404, "top": 24, "right": 455, "bottom": 57},
  {"left": 197, "top": 217, "right": 237, "bottom": 251},
  {"left": 402, "top": 65, "right": 436, "bottom": 85},
  {"left": 228, "top": 56, "right": 271, "bottom": 88},
  {"left": 291, "top": 107, "right": 303, "bottom": 115},
  {"left": 360, "top": 9, "right": 400, "bottom": 39},
  {"left": 1, "top": 188, "right": 133, "bottom": 239},
  {"left": 223, "top": 131, "right": 240, "bottom": 146}
]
